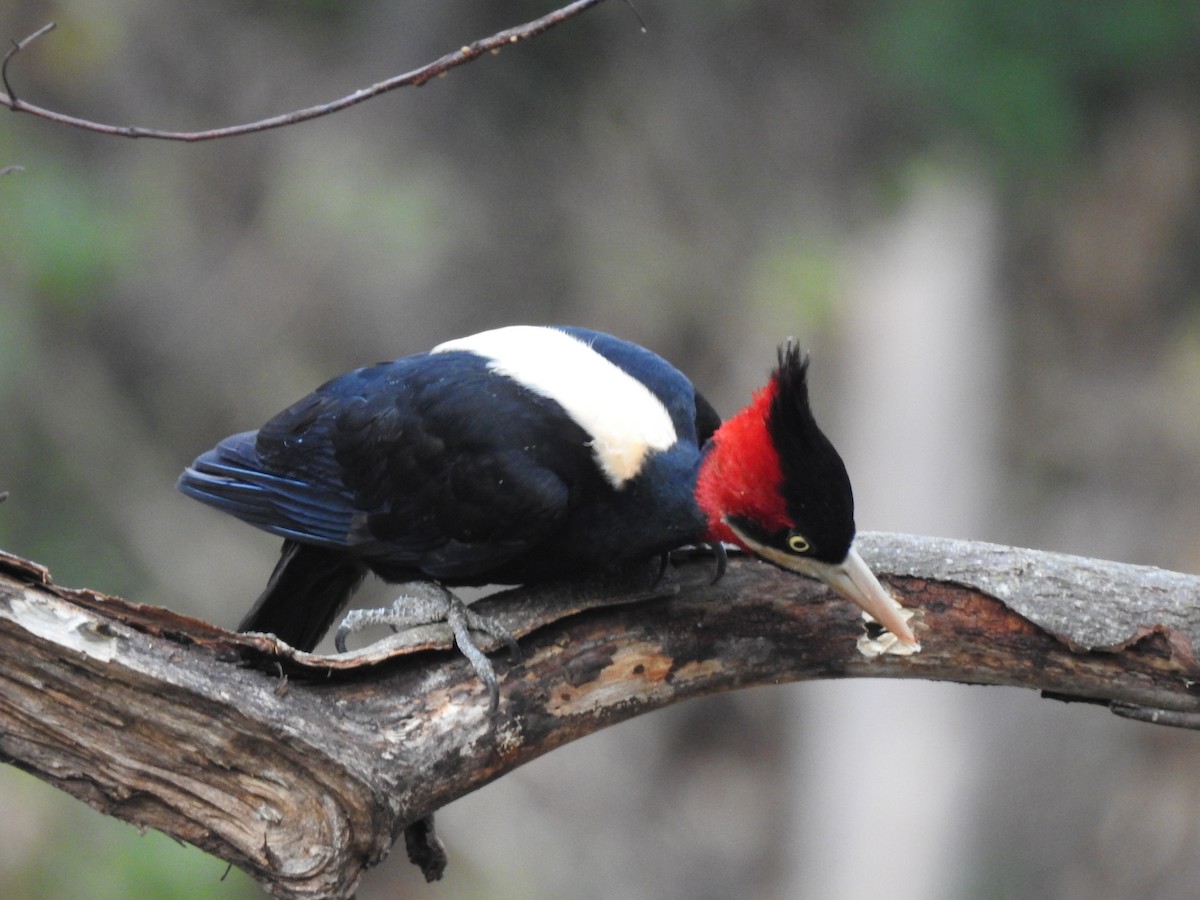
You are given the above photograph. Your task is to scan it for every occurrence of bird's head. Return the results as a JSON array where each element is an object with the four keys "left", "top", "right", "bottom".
[{"left": 695, "top": 343, "right": 918, "bottom": 648}]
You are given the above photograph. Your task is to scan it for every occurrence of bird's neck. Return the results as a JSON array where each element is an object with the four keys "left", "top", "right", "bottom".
[{"left": 695, "top": 379, "right": 790, "bottom": 544}]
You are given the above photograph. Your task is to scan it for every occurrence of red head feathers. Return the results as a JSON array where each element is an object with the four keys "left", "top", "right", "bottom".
[{"left": 696, "top": 344, "right": 918, "bottom": 649}]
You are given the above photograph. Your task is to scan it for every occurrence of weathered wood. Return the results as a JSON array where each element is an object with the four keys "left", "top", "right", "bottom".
[{"left": 1, "top": 534, "right": 1198, "bottom": 897}]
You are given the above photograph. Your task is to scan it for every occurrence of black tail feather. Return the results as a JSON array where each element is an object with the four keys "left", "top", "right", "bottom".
[{"left": 239, "top": 540, "right": 367, "bottom": 652}]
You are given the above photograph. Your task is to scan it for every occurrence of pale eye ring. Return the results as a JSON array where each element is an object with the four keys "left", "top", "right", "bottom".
[{"left": 787, "top": 533, "right": 810, "bottom": 554}]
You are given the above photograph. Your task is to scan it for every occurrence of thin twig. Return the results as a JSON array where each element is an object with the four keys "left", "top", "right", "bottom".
[
  {"left": 619, "top": 0, "right": 648, "bottom": 33},
  {"left": 0, "top": 1, "right": 611, "bottom": 141},
  {"left": 2, "top": 21, "right": 56, "bottom": 104}
]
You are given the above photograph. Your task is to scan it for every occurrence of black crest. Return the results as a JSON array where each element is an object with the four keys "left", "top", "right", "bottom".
[{"left": 767, "top": 343, "right": 856, "bottom": 563}]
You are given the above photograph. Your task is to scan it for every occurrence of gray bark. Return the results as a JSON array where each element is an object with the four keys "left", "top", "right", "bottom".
[{"left": 0, "top": 533, "right": 1197, "bottom": 897}]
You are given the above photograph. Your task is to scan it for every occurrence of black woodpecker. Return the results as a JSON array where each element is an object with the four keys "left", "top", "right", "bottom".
[{"left": 179, "top": 325, "right": 917, "bottom": 683}]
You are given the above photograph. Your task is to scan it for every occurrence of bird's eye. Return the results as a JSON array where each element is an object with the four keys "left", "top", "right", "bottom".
[{"left": 786, "top": 532, "right": 810, "bottom": 554}]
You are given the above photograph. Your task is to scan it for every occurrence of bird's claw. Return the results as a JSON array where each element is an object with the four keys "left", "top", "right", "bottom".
[
  {"left": 708, "top": 540, "right": 728, "bottom": 584},
  {"left": 658, "top": 541, "right": 729, "bottom": 585},
  {"left": 335, "top": 604, "right": 409, "bottom": 653},
  {"left": 334, "top": 583, "right": 518, "bottom": 713},
  {"left": 443, "top": 592, "right": 520, "bottom": 713},
  {"left": 652, "top": 551, "right": 671, "bottom": 587}
]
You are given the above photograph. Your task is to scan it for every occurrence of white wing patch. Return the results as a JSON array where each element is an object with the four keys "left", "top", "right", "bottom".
[{"left": 434, "top": 326, "right": 678, "bottom": 488}]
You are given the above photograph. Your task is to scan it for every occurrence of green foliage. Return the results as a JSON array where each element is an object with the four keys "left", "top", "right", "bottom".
[
  {"left": 0, "top": 160, "right": 133, "bottom": 314},
  {"left": 0, "top": 770, "right": 258, "bottom": 900},
  {"left": 0, "top": 156, "right": 142, "bottom": 593},
  {"left": 746, "top": 235, "right": 839, "bottom": 335},
  {"left": 869, "top": 1, "right": 1200, "bottom": 173}
]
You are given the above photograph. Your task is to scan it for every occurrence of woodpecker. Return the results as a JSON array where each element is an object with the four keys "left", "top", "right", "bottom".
[{"left": 179, "top": 325, "right": 917, "bottom": 679}]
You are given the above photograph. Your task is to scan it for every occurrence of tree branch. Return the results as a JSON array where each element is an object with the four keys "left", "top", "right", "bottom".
[
  {"left": 1, "top": 534, "right": 1198, "bottom": 896},
  {"left": 0, "top": 0, "right": 613, "bottom": 141}
]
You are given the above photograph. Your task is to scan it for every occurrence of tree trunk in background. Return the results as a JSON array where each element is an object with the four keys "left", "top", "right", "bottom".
[{"left": 786, "top": 172, "right": 1002, "bottom": 899}]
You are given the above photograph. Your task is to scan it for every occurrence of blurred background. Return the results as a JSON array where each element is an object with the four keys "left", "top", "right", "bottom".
[{"left": 3, "top": 1, "right": 1200, "bottom": 897}]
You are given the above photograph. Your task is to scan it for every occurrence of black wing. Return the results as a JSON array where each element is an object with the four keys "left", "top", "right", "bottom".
[{"left": 179, "top": 352, "right": 600, "bottom": 580}]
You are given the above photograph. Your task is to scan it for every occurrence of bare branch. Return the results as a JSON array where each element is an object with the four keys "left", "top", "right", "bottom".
[
  {"left": 0, "top": 1, "right": 612, "bottom": 141},
  {"left": 1, "top": 534, "right": 1198, "bottom": 897},
  {"left": 1, "top": 21, "right": 56, "bottom": 103}
]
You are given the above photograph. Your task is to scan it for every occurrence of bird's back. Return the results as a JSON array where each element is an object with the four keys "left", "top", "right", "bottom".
[{"left": 179, "top": 327, "right": 717, "bottom": 586}]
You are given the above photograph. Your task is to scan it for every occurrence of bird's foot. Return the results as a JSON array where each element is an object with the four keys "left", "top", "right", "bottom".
[
  {"left": 659, "top": 541, "right": 731, "bottom": 585},
  {"left": 335, "top": 583, "right": 519, "bottom": 713},
  {"left": 706, "top": 540, "right": 729, "bottom": 583}
]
